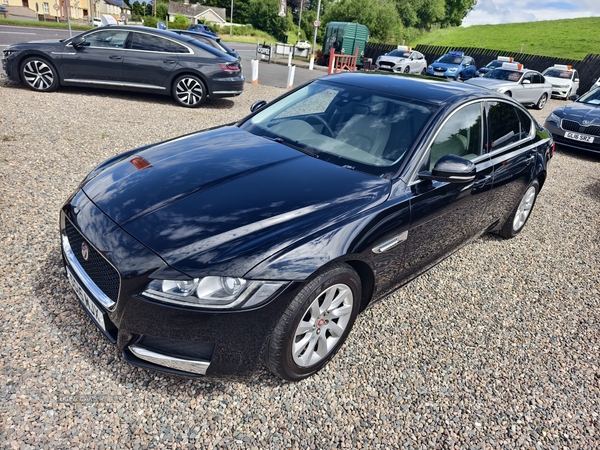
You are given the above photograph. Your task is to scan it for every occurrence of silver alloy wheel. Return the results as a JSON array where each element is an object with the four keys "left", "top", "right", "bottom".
[
  {"left": 23, "top": 59, "right": 54, "bottom": 90},
  {"left": 513, "top": 185, "right": 536, "bottom": 231},
  {"left": 537, "top": 94, "right": 547, "bottom": 109},
  {"left": 175, "top": 77, "right": 204, "bottom": 106},
  {"left": 292, "top": 283, "right": 354, "bottom": 367}
]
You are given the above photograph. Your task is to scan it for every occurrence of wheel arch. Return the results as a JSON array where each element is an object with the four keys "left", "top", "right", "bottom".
[
  {"left": 169, "top": 70, "right": 211, "bottom": 96},
  {"left": 17, "top": 51, "right": 60, "bottom": 83}
]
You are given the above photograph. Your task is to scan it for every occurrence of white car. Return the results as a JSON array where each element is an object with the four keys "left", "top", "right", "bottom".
[
  {"left": 92, "top": 17, "right": 102, "bottom": 27},
  {"left": 375, "top": 46, "right": 427, "bottom": 75},
  {"left": 542, "top": 64, "right": 580, "bottom": 99}
]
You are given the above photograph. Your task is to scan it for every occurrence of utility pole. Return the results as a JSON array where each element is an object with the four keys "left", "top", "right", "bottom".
[
  {"left": 297, "top": 0, "right": 303, "bottom": 42},
  {"left": 311, "top": 0, "right": 321, "bottom": 55},
  {"left": 230, "top": 0, "right": 233, "bottom": 38}
]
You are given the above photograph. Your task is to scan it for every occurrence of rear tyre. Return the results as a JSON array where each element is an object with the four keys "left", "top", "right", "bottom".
[
  {"left": 498, "top": 179, "right": 539, "bottom": 239},
  {"left": 20, "top": 57, "right": 59, "bottom": 92},
  {"left": 172, "top": 74, "right": 207, "bottom": 108},
  {"left": 535, "top": 93, "right": 548, "bottom": 110},
  {"left": 264, "top": 263, "right": 361, "bottom": 381}
]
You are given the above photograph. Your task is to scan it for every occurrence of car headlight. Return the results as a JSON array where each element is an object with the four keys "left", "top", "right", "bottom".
[
  {"left": 3, "top": 49, "right": 18, "bottom": 57},
  {"left": 546, "top": 112, "right": 561, "bottom": 125},
  {"left": 448, "top": 68, "right": 457, "bottom": 72},
  {"left": 142, "top": 277, "right": 287, "bottom": 309},
  {"left": 427, "top": 65, "right": 432, "bottom": 70},
  {"left": 376, "top": 56, "right": 381, "bottom": 62}
]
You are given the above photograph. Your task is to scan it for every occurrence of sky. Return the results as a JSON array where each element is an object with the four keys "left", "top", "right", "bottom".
[{"left": 462, "top": 0, "right": 600, "bottom": 26}]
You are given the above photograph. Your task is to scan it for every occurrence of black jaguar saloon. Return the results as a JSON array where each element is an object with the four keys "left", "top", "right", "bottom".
[
  {"left": 1, "top": 26, "right": 243, "bottom": 107},
  {"left": 61, "top": 73, "right": 554, "bottom": 381}
]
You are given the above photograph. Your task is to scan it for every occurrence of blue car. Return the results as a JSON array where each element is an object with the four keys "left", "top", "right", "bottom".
[
  {"left": 187, "top": 23, "right": 219, "bottom": 38},
  {"left": 426, "top": 51, "right": 477, "bottom": 81}
]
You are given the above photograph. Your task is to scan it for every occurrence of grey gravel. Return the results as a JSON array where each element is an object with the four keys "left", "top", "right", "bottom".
[{"left": 1, "top": 78, "right": 599, "bottom": 449}]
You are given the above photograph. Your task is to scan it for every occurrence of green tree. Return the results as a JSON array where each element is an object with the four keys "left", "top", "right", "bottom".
[
  {"left": 442, "top": 0, "right": 477, "bottom": 26},
  {"left": 247, "top": 0, "right": 292, "bottom": 41},
  {"left": 323, "top": 0, "right": 403, "bottom": 42}
]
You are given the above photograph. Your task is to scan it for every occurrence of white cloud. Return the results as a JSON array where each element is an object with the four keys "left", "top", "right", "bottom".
[{"left": 463, "top": 0, "right": 600, "bottom": 26}]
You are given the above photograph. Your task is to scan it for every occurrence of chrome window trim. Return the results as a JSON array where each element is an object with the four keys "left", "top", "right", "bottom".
[
  {"left": 61, "top": 221, "right": 119, "bottom": 311},
  {"left": 129, "top": 30, "right": 193, "bottom": 54}
]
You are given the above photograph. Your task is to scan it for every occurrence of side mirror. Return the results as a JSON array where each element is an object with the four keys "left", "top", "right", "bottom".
[
  {"left": 250, "top": 100, "right": 267, "bottom": 113},
  {"left": 522, "top": 79, "right": 531, "bottom": 84},
  {"left": 574, "top": 78, "right": 580, "bottom": 82},
  {"left": 418, "top": 154, "right": 476, "bottom": 183},
  {"left": 72, "top": 35, "right": 86, "bottom": 47}
]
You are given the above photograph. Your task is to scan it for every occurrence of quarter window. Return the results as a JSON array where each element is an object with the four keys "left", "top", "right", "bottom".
[
  {"left": 131, "top": 33, "right": 185, "bottom": 53},
  {"left": 488, "top": 102, "right": 531, "bottom": 150},
  {"left": 428, "top": 102, "right": 483, "bottom": 169}
]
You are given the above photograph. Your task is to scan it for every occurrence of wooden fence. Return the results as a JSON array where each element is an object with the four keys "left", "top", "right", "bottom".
[{"left": 364, "top": 43, "right": 600, "bottom": 94}]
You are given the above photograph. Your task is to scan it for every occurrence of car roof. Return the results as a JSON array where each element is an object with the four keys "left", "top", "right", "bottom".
[{"left": 318, "top": 73, "right": 500, "bottom": 104}]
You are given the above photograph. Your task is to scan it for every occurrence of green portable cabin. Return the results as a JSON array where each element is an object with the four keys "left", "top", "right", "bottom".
[{"left": 322, "top": 22, "right": 369, "bottom": 65}]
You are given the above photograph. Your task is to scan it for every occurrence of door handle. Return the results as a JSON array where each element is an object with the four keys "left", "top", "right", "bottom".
[
  {"left": 109, "top": 55, "right": 122, "bottom": 60},
  {"left": 163, "top": 60, "right": 176, "bottom": 64}
]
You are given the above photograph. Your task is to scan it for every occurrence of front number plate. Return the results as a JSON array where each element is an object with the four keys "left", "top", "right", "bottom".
[
  {"left": 67, "top": 268, "right": 107, "bottom": 332},
  {"left": 564, "top": 131, "right": 594, "bottom": 143}
]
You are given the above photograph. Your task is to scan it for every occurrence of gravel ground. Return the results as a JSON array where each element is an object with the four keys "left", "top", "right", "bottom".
[{"left": 1, "top": 79, "right": 599, "bottom": 449}]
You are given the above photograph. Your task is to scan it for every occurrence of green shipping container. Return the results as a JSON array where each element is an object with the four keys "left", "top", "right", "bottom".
[{"left": 322, "top": 22, "right": 369, "bottom": 65}]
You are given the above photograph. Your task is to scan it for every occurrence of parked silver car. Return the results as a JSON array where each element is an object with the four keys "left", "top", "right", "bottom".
[{"left": 465, "top": 63, "right": 552, "bottom": 109}]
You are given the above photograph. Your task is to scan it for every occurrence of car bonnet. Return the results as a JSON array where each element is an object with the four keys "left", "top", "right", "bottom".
[{"left": 81, "top": 126, "right": 391, "bottom": 275}]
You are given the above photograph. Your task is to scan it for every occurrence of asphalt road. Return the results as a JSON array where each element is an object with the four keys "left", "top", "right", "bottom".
[{"left": 0, "top": 24, "right": 325, "bottom": 88}]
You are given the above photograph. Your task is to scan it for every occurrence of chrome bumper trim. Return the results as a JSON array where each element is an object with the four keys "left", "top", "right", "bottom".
[
  {"left": 62, "top": 234, "right": 116, "bottom": 310},
  {"left": 212, "top": 90, "right": 243, "bottom": 94},
  {"left": 129, "top": 345, "right": 210, "bottom": 375}
]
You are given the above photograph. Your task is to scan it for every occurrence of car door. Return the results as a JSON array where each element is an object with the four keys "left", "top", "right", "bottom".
[
  {"left": 62, "top": 29, "right": 129, "bottom": 82},
  {"left": 483, "top": 100, "right": 539, "bottom": 227},
  {"left": 401, "top": 101, "right": 494, "bottom": 278},
  {"left": 515, "top": 71, "right": 535, "bottom": 104},
  {"left": 121, "top": 31, "right": 186, "bottom": 88}
]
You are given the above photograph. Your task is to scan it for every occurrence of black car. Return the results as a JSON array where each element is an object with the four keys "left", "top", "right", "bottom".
[
  {"left": 544, "top": 88, "right": 600, "bottom": 153},
  {"left": 169, "top": 30, "right": 240, "bottom": 61},
  {"left": 60, "top": 73, "right": 553, "bottom": 381},
  {"left": 1, "top": 26, "right": 244, "bottom": 107}
]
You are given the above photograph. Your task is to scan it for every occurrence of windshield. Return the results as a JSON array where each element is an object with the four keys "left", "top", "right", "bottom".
[
  {"left": 576, "top": 88, "right": 600, "bottom": 106},
  {"left": 438, "top": 54, "right": 463, "bottom": 65},
  {"left": 543, "top": 69, "right": 573, "bottom": 79},
  {"left": 239, "top": 80, "right": 437, "bottom": 178},
  {"left": 483, "top": 69, "right": 523, "bottom": 82},
  {"left": 388, "top": 50, "right": 410, "bottom": 58}
]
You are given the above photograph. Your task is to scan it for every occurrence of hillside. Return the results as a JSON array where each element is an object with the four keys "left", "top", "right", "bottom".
[{"left": 413, "top": 17, "right": 600, "bottom": 60}]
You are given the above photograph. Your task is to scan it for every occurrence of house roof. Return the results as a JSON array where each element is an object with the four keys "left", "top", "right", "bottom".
[
  {"left": 167, "top": 1, "right": 226, "bottom": 22},
  {"left": 104, "top": 0, "right": 131, "bottom": 10}
]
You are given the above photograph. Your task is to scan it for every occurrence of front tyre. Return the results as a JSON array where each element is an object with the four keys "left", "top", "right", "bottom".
[
  {"left": 20, "top": 57, "right": 59, "bottom": 92},
  {"left": 498, "top": 179, "right": 539, "bottom": 239},
  {"left": 172, "top": 74, "right": 207, "bottom": 108},
  {"left": 265, "top": 263, "right": 361, "bottom": 381},
  {"left": 403, "top": 66, "right": 410, "bottom": 74}
]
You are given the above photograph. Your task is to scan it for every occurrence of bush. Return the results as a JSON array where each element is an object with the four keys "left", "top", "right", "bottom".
[
  {"left": 143, "top": 16, "right": 157, "bottom": 28},
  {"left": 170, "top": 13, "right": 189, "bottom": 30}
]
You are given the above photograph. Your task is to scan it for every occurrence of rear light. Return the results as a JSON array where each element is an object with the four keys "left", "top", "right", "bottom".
[{"left": 219, "top": 63, "right": 239, "bottom": 73}]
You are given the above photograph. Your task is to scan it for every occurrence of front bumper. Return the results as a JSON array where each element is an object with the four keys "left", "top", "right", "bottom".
[
  {"left": 550, "top": 86, "right": 571, "bottom": 99},
  {"left": 60, "top": 189, "right": 297, "bottom": 377},
  {"left": 544, "top": 120, "right": 600, "bottom": 153}
]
